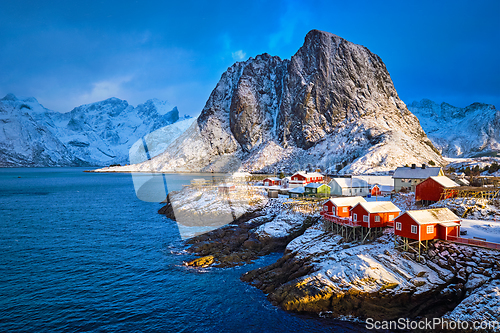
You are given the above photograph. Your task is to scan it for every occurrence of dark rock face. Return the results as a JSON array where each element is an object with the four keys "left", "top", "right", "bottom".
[
  {"left": 277, "top": 30, "right": 412, "bottom": 148},
  {"left": 178, "top": 212, "right": 317, "bottom": 269},
  {"left": 199, "top": 30, "right": 418, "bottom": 151}
]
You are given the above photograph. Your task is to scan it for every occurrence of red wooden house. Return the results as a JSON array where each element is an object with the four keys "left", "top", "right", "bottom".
[
  {"left": 394, "top": 208, "right": 460, "bottom": 242},
  {"left": 290, "top": 171, "right": 324, "bottom": 187},
  {"left": 322, "top": 196, "right": 366, "bottom": 218},
  {"left": 350, "top": 201, "right": 401, "bottom": 228},
  {"left": 371, "top": 185, "right": 382, "bottom": 196},
  {"left": 415, "top": 176, "right": 459, "bottom": 205},
  {"left": 263, "top": 177, "right": 281, "bottom": 187}
]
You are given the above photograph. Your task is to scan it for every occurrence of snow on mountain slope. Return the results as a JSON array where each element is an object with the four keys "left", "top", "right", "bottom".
[
  {"left": 109, "top": 30, "right": 444, "bottom": 174},
  {"left": 0, "top": 93, "right": 192, "bottom": 167},
  {"left": 408, "top": 99, "right": 500, "bottom": 157},
  {"left": 0, "top": 94, "right": 79, "bottom": 167}
]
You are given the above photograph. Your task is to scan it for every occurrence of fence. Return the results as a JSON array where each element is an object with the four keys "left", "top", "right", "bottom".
[
  {"left": 447, "top": 235, "right": 500, "bottom": 250},
  {"left": 321, "top": 212, "right": 360, "bottom": 227}
]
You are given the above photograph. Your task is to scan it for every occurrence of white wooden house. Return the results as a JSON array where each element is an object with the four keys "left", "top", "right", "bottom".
[{"left": 328, "top": 178, "right": 370, "bottom": 196}]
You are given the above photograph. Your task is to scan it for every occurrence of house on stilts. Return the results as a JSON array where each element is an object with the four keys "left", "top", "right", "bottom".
[
  {"left": 393, "top": 207, "right": 461, "bottom": 261},
  {"left": 321, "top": 197, "right": 400, "bottom": 242}
]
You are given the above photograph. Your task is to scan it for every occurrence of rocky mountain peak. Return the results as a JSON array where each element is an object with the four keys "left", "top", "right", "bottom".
[{"left": 126, "top": 30, "right": 443, "bottom": 174}]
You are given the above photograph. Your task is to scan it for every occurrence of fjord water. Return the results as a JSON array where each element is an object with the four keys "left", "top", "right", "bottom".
[{"left": 0, "top": 168, "right": 364, "bottom": 332}]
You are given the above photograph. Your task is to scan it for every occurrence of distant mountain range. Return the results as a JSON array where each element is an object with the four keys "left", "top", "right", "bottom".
[
  {"left": 2, "top": 31, "right": 497, "bottom": 172},
  {"left": 0, "top": 93, "right": 193, "bottom": 167},
  {"left": 408, "top": 99, "right": 499, "bottom": 158}
]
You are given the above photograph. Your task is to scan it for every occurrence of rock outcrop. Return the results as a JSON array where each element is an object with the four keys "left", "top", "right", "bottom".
[{"left": 242, "top": 226, "right": 500, "bottom": 321}]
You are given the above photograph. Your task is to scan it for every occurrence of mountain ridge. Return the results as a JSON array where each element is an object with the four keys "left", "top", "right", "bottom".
[{"left": 0, "top": 93, "right": 193, "bottom": 167}]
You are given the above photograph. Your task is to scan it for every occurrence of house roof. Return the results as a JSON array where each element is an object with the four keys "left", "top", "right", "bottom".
[
  {"left": 393, "top": 167, "right": 442, "bottom": 179},
  {"left": 438, "top": 221, "right": 460, "bottom": 227},
  {"left": 355, "top": 175, "right": 394, "bottom": 186},
  {"left": 355, "top": 201, "right": 401, "bottom": 213},
  {"left": 264, "top": 177, "right": 281, "bottom": 182},
  {"left": 288, "top": 187, "right": 305, "bottom": 194},
  {"left": 427, "top": 176, "right": 459, "bottom": 188},
  {"left": 292, "top": 171, "right": 323, "bottom": 179},
  {"left": 329, "top": 178, "right": 368, "bottom": 188},
  {"left": 404, "top": 208, "right": 460, "bottom": 225},
  {"left": 305, "top": 183, "right": 329, "bottom": 189},
  {"left": 327, "top": 196, "right": 366, "bottom": 207}
]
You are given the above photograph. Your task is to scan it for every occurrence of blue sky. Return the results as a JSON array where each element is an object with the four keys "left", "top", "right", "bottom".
[{"left": 0, "top": 0, "right": 498, "bottom": 116}]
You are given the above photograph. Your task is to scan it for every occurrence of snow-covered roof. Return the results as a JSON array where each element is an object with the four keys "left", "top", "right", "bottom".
[
  {"left": 405, "top": 208, "right": 460, "bottom": 225},
  {"left": 355, "top": 175, "right": 394, "bottom": 186},
  {"left": 393, "top": 166, "right": 442, "bottom": 179},
  {"left": 329, "top": 178, "right": 368, "bottom": 188},
  {"left": 355, "top": 201, "right": 401, "bottom": 213},
  {"left": 438, "top": 221, "right": 460, "bottom": 227},
  {"left": 327, "top": 196, "right": 366, "bottom": 207},
  {"left": 428, "top": 176, "right": 459, "bottom": 188},
  {"left": 264, "top": 177, "right": 281, "bottom": 181},
  {"left": 288, "top": 187, "right": 305, "bottom": 194},
  {"left": 455, "top": 178, "right": 470, "bottom": 186},
  {"left": 292, "top": 171, "right": 323, "bottom": 179},
  {"left": 305, "top": 183, "right": 329, "bottom": 188}
]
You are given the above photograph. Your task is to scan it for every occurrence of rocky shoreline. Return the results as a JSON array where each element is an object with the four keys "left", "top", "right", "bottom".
[{"left": 159, "top": 192, "right": 500, "bottom": 325}]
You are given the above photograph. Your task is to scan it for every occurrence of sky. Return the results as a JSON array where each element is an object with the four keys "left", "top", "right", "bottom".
[{"left": 0, "top": 0, "right": 498, "bottom": 116}]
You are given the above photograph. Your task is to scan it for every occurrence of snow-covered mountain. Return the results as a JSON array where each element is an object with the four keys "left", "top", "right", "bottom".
[
  {"left": 408, "top": 99, "right": 500, "bottom": 157},
  {"left": 0, "top": 93, "right": 194, "bottom": 167},
  {"left": 108, "top": 30, "right": 444, "bottom": 174}
]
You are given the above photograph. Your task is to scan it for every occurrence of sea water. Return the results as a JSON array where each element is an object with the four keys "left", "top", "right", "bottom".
[{"left": 0, "top": 168, "right": 368, "bottom": 332}]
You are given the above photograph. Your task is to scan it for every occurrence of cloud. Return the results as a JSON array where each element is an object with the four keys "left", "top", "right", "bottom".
[
  {"left": 231, "top": 50, "right": 246, "bottom": 61},
  {"left": 74, "top": 76, "right": 133, "bottom": 106},
  {"left": 268, "top": 1, "right": 312, "bottom": 51}
]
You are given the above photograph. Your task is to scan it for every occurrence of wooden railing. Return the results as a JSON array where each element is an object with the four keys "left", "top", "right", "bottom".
[
  {"left": 447, "top": 236, "right": 500, "bottom": 250},
  {"left": 321, "top": 212, "right": 361, "bottom": 227}
]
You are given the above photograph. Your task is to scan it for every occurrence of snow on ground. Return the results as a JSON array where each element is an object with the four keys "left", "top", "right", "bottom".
[
  {"left": 444, "top": 156, "right": 500, "bottom": 176},
  {"left": 429, "top": 197, "right": 500, "bottom": 220},
  {"left": 460, "top": 219, "right": 500, "bottom": 243},
  {"left": 390, "top": 193, "right": 418, "bottom": 212},
  {"left": 168, "top": 185, "right": 267, "bottom": 239},
  {"left": 444, "top": 279, "right": 500, "bottom": 322},
  {"left": 253, "top": 197, "right": 313, "bottom": 239},
  {"left": 286, "top": 227, "right": 452, "bottom": 296}
]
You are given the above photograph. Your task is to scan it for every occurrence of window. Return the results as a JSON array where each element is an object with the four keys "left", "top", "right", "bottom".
[
  {"left": 324, "top": 205, "right": 328, "bottom": 211},
  {"left": 363, "top": 215, "right": 368, "bottom": 222},
  {"left": 411, "top": 225, "right": 418, "bottom": 234},
  {"left": 389, "top": 215, "right": 395, "bottom": 221},
  {"left": 427, "top": 225, "right": 434, "bottom": 234},
  {"left": 353, "top": 213, "right": 357, "bottom": 221},
  {"left": 342, "top": 207, "right": 347, "bottom": 213},
  {"left": 374, "top": 216, "right": 380, "bottom": 222},
  {"left": 395, "top": 222, "right": 402, "bottom": 230}
]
